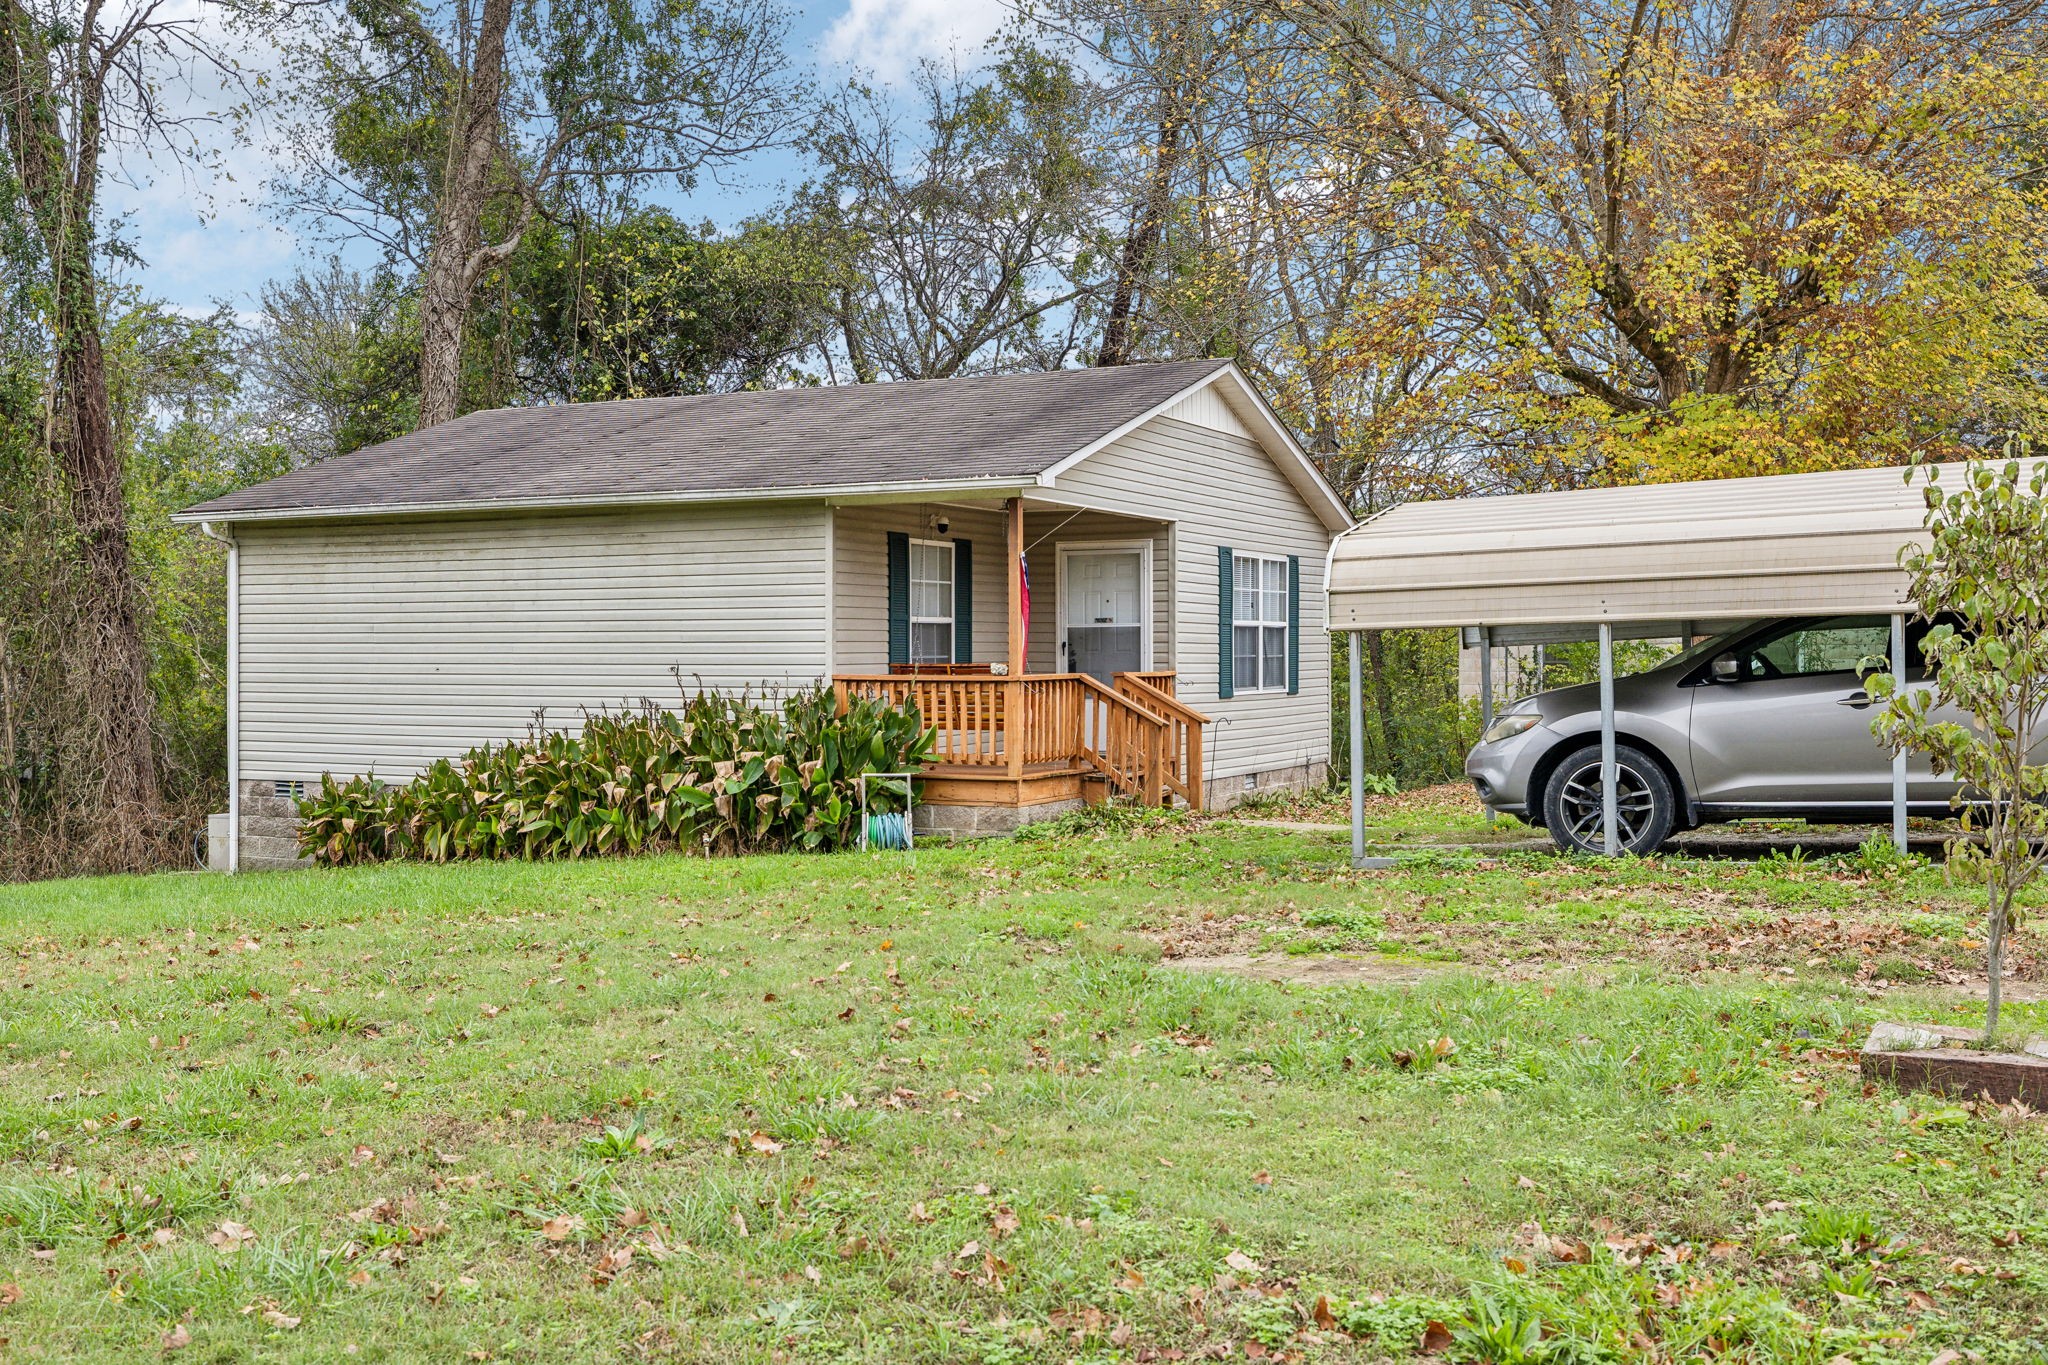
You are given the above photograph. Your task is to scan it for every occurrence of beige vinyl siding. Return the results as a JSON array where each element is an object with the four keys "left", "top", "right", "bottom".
[
  {"left": 1050, "top": 414, "right": 1333, "bottom": 783},
  {"left": 831, "top": 505, "right": 1009, "bottom": 671},
  {"left": 237, "top": 503, "right": 829, "bottom": 782}
]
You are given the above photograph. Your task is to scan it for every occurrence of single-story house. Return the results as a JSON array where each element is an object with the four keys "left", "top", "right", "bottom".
[{"left": 176, "top": 359, "right": 1353, "bottom": 869}]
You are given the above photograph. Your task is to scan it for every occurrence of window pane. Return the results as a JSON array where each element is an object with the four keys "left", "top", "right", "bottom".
[
  {"left": 910, "top": 541, "right": 954, "bottom": 624},
  {"left": 1233, "top": 624, "right": 1259, "bottom": 688},
  {"left": 1233, "top": 556, "right": 1258, "bottom": 618},
  {"left": 1745, "top": 615, "right": 1890, "bottom": 679},
  {"left": 912, "top": 542, "right": 950, "bottom": 581},
  {"left": 1263, "top": 626, "right": 1287, "bottom": 688},
  {"left": 911, "top": 623, "right": 952, "bottom": 664}
]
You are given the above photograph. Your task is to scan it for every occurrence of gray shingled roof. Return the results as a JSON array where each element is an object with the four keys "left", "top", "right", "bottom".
[{"left": 181, "top": 360, "right": 1234, "bottom": 520}]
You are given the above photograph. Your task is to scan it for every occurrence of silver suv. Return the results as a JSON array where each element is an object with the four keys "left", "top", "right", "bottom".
[{"left": 1465, "top": 615, "right": 1962, "bottom": 854}]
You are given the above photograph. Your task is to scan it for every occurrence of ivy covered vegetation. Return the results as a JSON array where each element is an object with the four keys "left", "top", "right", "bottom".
[{"left": 295, "top": 687, "right": 930, "bottom": 865}]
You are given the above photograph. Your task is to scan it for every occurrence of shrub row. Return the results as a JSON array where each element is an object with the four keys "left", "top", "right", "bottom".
[{"left": 295, "top": 685, "right": 931, "bottom": 865}]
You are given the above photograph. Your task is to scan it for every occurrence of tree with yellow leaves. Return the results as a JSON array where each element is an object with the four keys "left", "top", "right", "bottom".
[{"left": 1244, "top": 0, "right": 2048, "bottom": 484}]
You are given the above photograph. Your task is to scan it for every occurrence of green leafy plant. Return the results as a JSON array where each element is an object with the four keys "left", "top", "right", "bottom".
[
  {"left": 1756, "top": 844, "right": 1810, "bottom": 874},
  {"left": 1798, "top": 1205, "right": 1880, "bottom": 1253},
  {"left": 1844, "top": 834, "right": 1922, "bottom": 879},
  {"left": 1871, "top": 449, "right": 2048, "bottom": 1037},
  {"left": 1451, "top": 1294, "right": 1556, "bottom": 1363},
  {"left": 581, "top": 1115, "right": 675, "bottom": 1160},
  {"left": 296, "top": 684, "right": 933, "bottom": 865}
]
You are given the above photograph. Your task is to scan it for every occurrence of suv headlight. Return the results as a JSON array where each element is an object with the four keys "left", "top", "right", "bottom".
[{"left": 1480, "top": 713, "right": 1541, "bottom": 745}]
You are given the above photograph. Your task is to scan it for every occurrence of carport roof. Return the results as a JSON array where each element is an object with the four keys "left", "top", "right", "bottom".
[{"left": 1327, "top": 462, "right": 1935, "bottom": 635}]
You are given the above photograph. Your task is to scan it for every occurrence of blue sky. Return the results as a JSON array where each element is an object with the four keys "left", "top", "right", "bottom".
[{"left": 115, "top": 0, "right": 1017, "bottom": 318}]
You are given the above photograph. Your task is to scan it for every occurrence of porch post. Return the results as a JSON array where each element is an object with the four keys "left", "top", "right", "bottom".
[{"left": 1006, "top": 497, "right": 1025, "bottom": 677}]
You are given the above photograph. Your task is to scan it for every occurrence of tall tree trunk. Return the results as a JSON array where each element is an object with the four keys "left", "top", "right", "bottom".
[
  {"left": 417, "top": 0, "right": 515, "bottom": 428},
  {"left": 1096, "top": 107, "right": 1183, "bottom": 367},
  {"left": 56, "top": 283, "right": 161, "bottom": 816},
  {"left": 2, "top": 0, "right": 162, "bottom": 821}
]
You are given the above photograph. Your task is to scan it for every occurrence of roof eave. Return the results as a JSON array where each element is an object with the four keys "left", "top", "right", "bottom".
[{"left": 171, "top": 475, "right": 1045, "bottom": 526}]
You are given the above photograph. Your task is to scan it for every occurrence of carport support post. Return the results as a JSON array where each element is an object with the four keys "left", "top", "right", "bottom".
[
  {"left": 1477, "top": 628, "right": 1495, "bottom": 825},
  {"left": 1891, "top": 612, "right": 1908, "bottom": 854},
  {"left": 1348, "top": 630, "right": 1366, "bottom": 866},
  {"left": 1599, "top": 623, "right": 1619, "bottom": 856}
]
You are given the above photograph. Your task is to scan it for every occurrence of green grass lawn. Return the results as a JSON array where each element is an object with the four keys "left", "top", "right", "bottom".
[{"left": 3, "top": 813, "right": 2048, "bottom": 1362}]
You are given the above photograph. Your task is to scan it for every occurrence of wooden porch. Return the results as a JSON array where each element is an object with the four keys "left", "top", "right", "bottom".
[{"left": 832, "top": 669, "right": 1209, "bottom": 811}]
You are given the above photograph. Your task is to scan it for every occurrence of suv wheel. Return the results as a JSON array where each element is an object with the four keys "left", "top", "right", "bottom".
[{"left": 1540, "top": 744, "right": 1676, "bottom": 856}]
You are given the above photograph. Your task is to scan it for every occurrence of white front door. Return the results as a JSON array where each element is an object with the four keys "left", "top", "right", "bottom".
[{"left": 1060, "top": 547, "right": 1146, "bottom": 682}]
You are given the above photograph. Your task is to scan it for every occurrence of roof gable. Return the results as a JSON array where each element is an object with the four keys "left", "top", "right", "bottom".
[{"left": 1039, "top": 363, "right": 1353, "bottom": 534}]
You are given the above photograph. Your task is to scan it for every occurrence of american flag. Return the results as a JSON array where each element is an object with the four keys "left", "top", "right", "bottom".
[{"left": 1018, "top": 554, "right": 1031, "bottom": 643}]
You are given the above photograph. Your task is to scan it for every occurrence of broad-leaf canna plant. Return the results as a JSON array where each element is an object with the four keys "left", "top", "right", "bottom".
[
  {"left": 296, "top": 684, "right": 932, "bottom": 866},
  {"left": 1870, "top": 447, "right": 2048, "bottom": 1039}
]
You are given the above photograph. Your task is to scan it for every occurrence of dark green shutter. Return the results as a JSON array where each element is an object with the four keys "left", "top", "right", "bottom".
[
  {"left": 1217, "top": 546, "right": 1235, "bottom": 700},
  {"left": 952, "top": 539, "right": 973, "bottom": 663},
  {"left": 886, "top": 532, "right": 910, "bottom": 665},
  {"left": 1286, "top": 555, "right": 1301, "bottom": 695}
]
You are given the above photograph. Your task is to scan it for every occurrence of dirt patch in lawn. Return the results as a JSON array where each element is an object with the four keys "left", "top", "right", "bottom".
[{"left": 1157, "top": 950, "right": 1470, "bottom": 988}]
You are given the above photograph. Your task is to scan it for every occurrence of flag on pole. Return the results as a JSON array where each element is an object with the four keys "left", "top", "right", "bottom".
[{"left": 1018, "top": 554, "right": 1031, "bottom": 647}]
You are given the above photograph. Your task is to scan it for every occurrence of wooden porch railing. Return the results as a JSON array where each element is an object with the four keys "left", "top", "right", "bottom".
[
  {"left": 1112, "top": 672, "right": 1211, "bottom": 810},
  {"left": 832, "top": 671, "right": 1206, "bottom": 808}
]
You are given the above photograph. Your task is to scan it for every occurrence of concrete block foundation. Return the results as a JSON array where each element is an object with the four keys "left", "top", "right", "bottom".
[
  {"left": 238, "top": 779, "right": 314, "bottom": 871},
  {"left": 1203, "top": 759, "right": 1328, "bottom": 813},
  {"left": 914, "top": 798, "right": 1084, "bottom": 838}
]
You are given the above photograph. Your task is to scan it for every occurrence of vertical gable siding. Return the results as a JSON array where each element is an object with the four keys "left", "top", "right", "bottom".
[
  {"left": 236, "top": 503, "right": 830, "bottom": 783},
  {"left": 832, "top": 505, "right": 1008, "bottom": 671},
  {"left": 1048, "top": 415, "right": 1333, "bottom": 786}
]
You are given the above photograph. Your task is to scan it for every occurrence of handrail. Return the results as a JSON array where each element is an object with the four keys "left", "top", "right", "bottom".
[
  {"left": 1113, "top": 673, "right": 1209, "bottom": 727},
  {"left": 1073, "top": 673, "right": 1169, "bottom": 805},
  {"left": 1113, "top": 672, "right": 1209, "bottom": 811},
  {"left": 1074, "top": 672, "right": 1166, "bottom": 726}
]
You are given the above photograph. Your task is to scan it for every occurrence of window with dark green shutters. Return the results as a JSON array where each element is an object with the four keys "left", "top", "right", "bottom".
[
  {"left": 909, "top": 539, "right": 956, "bottom": 665},
  {"left": 1231, "top": 553, "right": 1290, "bottom": 693}
]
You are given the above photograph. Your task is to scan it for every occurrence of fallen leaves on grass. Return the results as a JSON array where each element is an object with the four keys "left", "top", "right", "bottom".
[
  {"left": 589, "top": 1245, "right": 634, "bottom": 1287},
  {"left": 205, "top": 1221, "right": 255, "bottom": 1253},
  {"left": 538, "top": 1214, "right": 585, "bottom": 1242}
]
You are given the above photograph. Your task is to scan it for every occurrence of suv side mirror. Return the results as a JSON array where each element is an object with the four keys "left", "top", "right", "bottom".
[{"left": 1710, "top": 654, "right": 1742, "bottom": 683}]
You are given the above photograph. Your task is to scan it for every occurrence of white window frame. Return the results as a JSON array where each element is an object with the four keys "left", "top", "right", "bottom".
[
  {"left": 908, "top": 537, "right": 956, "bottom": 666},
  {"left": 1231, "top": 552, "right": 1289, "bottom": 694}
]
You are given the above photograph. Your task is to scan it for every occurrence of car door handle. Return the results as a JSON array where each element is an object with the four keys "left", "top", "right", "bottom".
[{"left": 1836, "top": 693, "right": 1873, "bottom": 709}]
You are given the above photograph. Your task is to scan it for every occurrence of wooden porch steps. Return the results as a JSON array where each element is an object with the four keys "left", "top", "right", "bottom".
[{"left": 834, "top": 670, "right": 1210, "bottom": 812}]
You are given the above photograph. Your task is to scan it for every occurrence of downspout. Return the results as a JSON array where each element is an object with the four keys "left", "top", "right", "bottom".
[{"left": 199, "top": 521, "right": 238, "bottom": 872}]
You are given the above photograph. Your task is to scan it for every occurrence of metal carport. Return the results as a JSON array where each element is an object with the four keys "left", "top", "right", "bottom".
[{"left": 1326, "top": 463, "right": 1929, "bottom": 863}]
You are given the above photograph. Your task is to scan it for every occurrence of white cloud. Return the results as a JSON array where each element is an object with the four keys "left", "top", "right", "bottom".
[{"left": 820, "top": 0, "right": 1016, "bottom": 84}]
